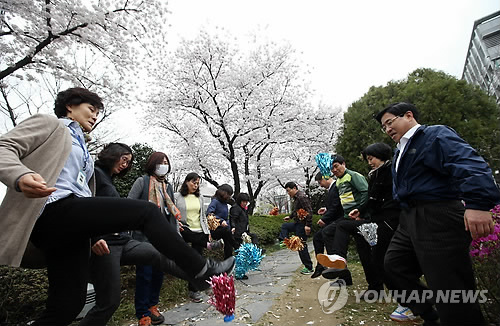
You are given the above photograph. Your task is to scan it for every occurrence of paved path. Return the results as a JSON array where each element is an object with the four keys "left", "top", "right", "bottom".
[{"left": 158, "top": 245, "right": 309, "bottom": 325}]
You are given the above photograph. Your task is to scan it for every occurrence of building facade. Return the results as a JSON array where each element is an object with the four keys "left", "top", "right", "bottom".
[{"left": 462, "top": 11, "right": 500, "bottom": 104}]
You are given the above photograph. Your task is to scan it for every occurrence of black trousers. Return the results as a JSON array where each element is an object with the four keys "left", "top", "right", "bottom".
[
  {"left": 29, "top": 195, "right": 207, "bottom": 326},
  {"left": 384, "top": 200, "right": 485, "bottom": 325},
  {"left": 211, "top": 225, "right": 239, "bottom": 259},
  {"left": 313, "top": 222, "right": 336, "bottom": 265},
  {"left": 181, "top": 228, "right": 209, "bottom": 254},
  {"left": 372, "top": 219, "right": 397, "bottom": 288},
  {"left": 323, "top": 219, "right": 382, "bottom": 289}
]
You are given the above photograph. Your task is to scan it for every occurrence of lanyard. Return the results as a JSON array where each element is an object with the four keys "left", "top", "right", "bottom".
[{"left": 68, "top": 126, "right": 90, "bottom": 171}]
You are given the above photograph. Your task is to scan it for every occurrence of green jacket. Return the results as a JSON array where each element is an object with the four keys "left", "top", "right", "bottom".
[{"left": 336, "top": 168, "right": 369, "bottom": 218}]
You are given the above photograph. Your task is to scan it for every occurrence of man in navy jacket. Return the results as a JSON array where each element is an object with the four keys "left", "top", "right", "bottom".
[{"left": 375, "top": 102, "right": 500, "bottom": 326}]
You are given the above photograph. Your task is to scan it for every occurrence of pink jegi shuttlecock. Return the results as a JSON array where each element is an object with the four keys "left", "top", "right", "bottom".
[{"left": 208, "top": 273, "right": 236, "bottom": 322}]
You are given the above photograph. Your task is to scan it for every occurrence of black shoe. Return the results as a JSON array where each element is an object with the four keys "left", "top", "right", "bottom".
[
  {"left": 322, "top": 267, "right": 353, "bottom": 286},
  {"left": 422, "top": 319, "right": 440, "bottom": 326},
  {"left": 321, "top": 267, "right": 346, "bottom": 279},
  {"left": 196, "top": 257, "right": 235, "bottom": 279},
  {"left": 236, "top": 274, "right": 249, "bottom": 280},
  {"left": 311, "top": 265, "right": 325, "bottom": 279}
]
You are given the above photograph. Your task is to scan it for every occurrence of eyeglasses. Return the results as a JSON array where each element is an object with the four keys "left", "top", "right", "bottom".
[
  {"left": 381, "top": 115, "right": 402, "bottom": 132},
  {"left": 119, "top": 155, "right": 131, "bottom": 166}
]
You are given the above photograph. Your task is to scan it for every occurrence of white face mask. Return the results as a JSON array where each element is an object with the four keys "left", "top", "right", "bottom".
[{"left": 155, "top": 164, "right": 169, "bottom": 176}]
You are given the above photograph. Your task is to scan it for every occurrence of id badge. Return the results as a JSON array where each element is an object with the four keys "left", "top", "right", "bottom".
[{"left": 76, "top": 170, "right": 86, "bottom": 188}]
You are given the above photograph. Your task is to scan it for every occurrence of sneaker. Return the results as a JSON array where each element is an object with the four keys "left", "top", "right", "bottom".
[
  {"left": 310, "top": 265, "right": 325, "bottom": 279},
  {"left": 390, "top": 304, "right": 416, "bottom": 322},
  {"left": 300, "top": 267, "right": 314, "bottom": 275},
  {"left": 236, "top": 274, "right": 249, "bottom": 280},
  {"left": 148, "top": 305, "right": 165, "bottom": 325},
  {"left": 316, "top": 254, "right": 347, "bottom": 269},
  {"left": 138, "top": 316, "right": 152, "bottom": 326},
  {"left": 189, "top": 291, "right": 203, "bottom": 303},
  {"left": 208, "top": 239, "right": 223, "bottom": 250}
]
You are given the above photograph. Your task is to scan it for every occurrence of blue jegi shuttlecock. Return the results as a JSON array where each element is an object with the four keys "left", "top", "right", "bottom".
[
  {"left": 315, "top": 153, "right": 333, "bottom": 179},
  {"left": 234, "top": 243, "right": 264, "bottom": 279}
]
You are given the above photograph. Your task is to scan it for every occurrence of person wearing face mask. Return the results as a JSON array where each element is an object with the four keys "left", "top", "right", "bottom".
[{"left": 127, "top": 152, "right": 180, "bottom": 326}]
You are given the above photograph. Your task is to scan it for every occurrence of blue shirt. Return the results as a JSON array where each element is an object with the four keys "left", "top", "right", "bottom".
[
  {"left": 46, "top": 119, "right": 94, "bottom": 204},
  {"left": 206, "top": 198, "right": 229, "bottom": 223}
]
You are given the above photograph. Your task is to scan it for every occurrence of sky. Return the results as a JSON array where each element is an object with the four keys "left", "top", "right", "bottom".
[
  {"left": 163, "top": 0, "right": 499, "bottom": 109},
  {"left": 0, "top": 0, "right": 499, "bottom": 199},
  {"left": 112, "top": 0, "right": 499, "bottom": 144}
]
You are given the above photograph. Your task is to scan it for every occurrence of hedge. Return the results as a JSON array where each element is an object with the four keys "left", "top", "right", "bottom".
[{"left": 249, "top": 214, "right": 322, "bottom": 245}]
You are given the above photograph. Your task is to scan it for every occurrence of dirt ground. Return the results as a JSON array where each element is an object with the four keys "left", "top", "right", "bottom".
[{"left": 255, "top": 256, "right": 422, "bottom": 326}]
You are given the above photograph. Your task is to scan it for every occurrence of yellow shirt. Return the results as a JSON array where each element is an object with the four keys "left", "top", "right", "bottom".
[{"left": 185, "top": 194, "right": 202, "bottom": 231}]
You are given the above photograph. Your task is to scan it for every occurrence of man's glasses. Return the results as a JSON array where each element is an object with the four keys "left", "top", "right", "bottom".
[{"left": 381, "top": 114, "right": 403, "bottom": 133}]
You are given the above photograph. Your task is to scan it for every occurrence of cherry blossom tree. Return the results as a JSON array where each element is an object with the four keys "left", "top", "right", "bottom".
[
  {"left": 0, "top": 0, "right": 168, "bottom": 129},
  {"left": 146, "top": 31, "right": 343, "bottom": 213}
]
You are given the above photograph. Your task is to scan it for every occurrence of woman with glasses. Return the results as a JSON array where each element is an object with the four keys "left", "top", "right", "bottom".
[{"left": 0, "top": 87, "right": 234, "bottom": 326}]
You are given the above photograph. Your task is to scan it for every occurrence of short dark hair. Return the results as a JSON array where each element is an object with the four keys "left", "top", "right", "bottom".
[
  {"left": 96, "top": 142, "right": 134, "bottom": 178},
  {"left": 361, "top": 143, "right": 393, "bottom": 162},
  {"left": 215, "top": 184, "right": 233, "bottom": 202},
  {"left": 180, "top": 172, "right": 201, "bottom": 197},
  {"left": 374, "top": 102, "right": 419, "bottom": 124},
  {"left": 331, "top": 154, "right": 345, "bottom": 165},
  {"left": 144, "top": 152, "right": 170, "bottom": 176},
  {"left": 284, "top": 181, "right": 297, "bottom": 190},
  {"left": 54, "top": 87, "right": 104, "bottom": 118},
  {"left": 235, "top": 192, "right": 250, "bottom": 205}
]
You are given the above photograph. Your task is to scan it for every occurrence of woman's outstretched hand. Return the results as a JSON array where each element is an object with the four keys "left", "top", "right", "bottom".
[{"left": 18, "top": 173, "right": 56, "bottom": 198}]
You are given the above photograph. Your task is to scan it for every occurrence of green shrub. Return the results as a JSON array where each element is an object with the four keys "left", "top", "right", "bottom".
[
  {"left": 0, "top": 266, "right": 48, "bottom": 325},
  {"left": 249, "top": 214, "right": 322, "bottom": 245}
]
